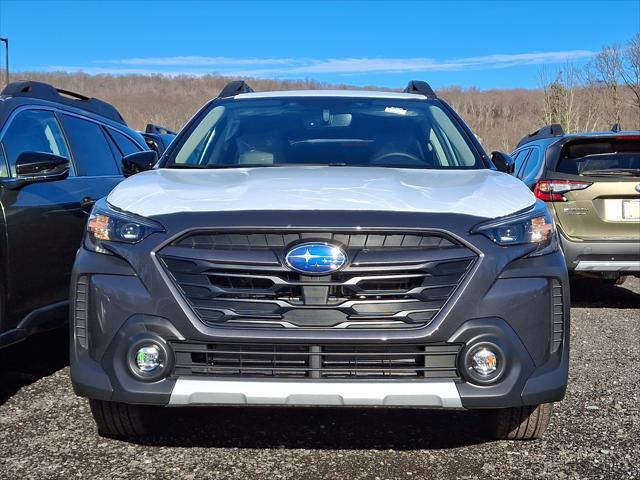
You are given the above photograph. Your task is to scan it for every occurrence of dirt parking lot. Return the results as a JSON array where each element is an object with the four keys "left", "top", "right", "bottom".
[{"left": 0, "top": 278, "right": 638, "bottom": 480}]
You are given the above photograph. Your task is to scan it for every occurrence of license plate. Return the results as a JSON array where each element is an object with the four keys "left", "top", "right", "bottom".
[{"left": 623, "top": 199, "right": 640, "bottom": 219}]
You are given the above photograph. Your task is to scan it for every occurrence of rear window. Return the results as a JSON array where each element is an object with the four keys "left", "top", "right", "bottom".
[{"left": 557, "top": 137, "right": 640, "bottom": 176}]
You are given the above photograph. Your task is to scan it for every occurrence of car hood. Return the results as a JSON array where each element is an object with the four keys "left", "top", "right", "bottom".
[{"left": 107, "top": 166, "right": 535, "bottom": 219}]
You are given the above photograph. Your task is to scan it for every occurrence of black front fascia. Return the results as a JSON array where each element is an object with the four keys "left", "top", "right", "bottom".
[{"left": 97, "top": 209, "right": 549, "bottom": 344}]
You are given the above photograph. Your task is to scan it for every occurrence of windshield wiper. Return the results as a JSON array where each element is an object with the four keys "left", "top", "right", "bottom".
[
  {"left": 165, "top": 164, "right": 208, "bottom": 169},
  {"left": 166, "top": 163, "right": 351, "bottom": 169},
  {"left": 165, "top": 164, "right": 278, "bottom": 169},
  {"left": 204, "top": 163, "right": 350, "bottom": 168},
  {"left": 206, "top": 164, "right": 282, "bottom": 169}
]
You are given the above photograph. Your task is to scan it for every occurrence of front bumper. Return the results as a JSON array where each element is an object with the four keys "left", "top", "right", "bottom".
[
  {"left": 558, "top": 229, "right": 640, "bottom": 273},
  {"left": 69, "top": 210, "right": 570, "bottom": 410},
  {"left": 71, "top": 309, "right": 569, "bottom": 409}
]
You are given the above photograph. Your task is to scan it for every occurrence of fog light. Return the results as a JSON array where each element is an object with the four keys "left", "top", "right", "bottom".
[
  {"left": 135, "top": 345, "right": 162, "bottom": 372},
  {"left": 471, "top": 348, "right": 498, "bottom": 376}
]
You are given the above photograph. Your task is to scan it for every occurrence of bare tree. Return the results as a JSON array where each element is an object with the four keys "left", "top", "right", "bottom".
[
  {"left": 620, "top": 33, "right": 640, "bottom": 115},
  {"left": 593, "top": 45, "right": 624, "bottom": 124},
  {"left": 539, "top": 61, "right": 602, "bottom": 133},
  {"left": 540, "top": 64, "right": 577, "bottom": 132},
  {"left": 540, "top": 69, "right": 564, "bottom": 126}
]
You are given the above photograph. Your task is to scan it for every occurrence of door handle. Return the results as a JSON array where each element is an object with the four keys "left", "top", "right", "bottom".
[{"left": 81, "top": 196, "right": 96, "bottom": 213}]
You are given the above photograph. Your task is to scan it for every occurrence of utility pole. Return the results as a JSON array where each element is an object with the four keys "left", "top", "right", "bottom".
[{"left": 0, "top": 38, "right": 8, "bottom": 86}]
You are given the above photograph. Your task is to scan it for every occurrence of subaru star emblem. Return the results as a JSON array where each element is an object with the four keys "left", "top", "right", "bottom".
[
  {"left": 285, "top": 242, "right": 347, "bottom": 275},
  {"left": 636, "top": 183, "right": 640, "bottom": 193}
]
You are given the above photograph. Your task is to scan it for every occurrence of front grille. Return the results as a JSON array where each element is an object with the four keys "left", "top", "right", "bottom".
[
  {"left": 158, "top": 230, "right": 477, "bottom": 329},
  {"left": 551, "top": 279, "right": 564, "bottom": 352},
  {"left": 171, "top": 342, "right": 462, "bottom": 380}
]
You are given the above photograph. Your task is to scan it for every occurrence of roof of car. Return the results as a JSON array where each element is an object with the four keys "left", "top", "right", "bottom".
[
  {"left": 561, "top": 130, "right": 640, "bottom": 138},
  {"left": 233, "top": 90, "right": 430, "bottom": 100},
  {"left": 531, "top": 130, "right": 640, "bottom": 147},
  {"left": 516, "top": 126, "right": 640, "bottom": 150},
  {"left": 0, "top": 80, "right": 127, "bottom": 126}
]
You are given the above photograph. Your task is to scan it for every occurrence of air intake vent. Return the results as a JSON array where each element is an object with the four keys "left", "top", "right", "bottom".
[
  {"left": 551, "top": 279, "right": 564, "bottom": 352},
  {"left": 171, "top": 342, "right": 462, "bottom": 380},
  {"left": 174, "top": 232, "right": 457, "bottom": 250},
  {"left": 75, "top": 276, "right": 88, "bottom": 349}
]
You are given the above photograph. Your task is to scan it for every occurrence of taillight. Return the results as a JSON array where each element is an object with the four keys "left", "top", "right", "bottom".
[{"left": 534, "top": 179, "right": 592, "bottom": 202}]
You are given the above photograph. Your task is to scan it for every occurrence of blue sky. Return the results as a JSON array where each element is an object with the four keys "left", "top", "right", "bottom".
[{"left": 0, "top": 0, "right": 638, "bottom": 89}]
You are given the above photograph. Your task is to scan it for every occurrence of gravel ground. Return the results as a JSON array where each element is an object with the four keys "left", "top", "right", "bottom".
[{"left": 0, "top": 278, "right": 638, "bottom": 480}]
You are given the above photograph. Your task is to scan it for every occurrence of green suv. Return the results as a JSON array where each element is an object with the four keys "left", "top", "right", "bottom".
[{"left": 511, "top": 124, "right": 640, "bottom": 283}]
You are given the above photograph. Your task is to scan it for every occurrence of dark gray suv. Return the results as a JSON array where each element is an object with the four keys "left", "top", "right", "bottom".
[{"left": 70, "top": 81, "right": 569, "bottom": 440}]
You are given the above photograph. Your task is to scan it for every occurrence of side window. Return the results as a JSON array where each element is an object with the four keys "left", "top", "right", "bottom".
[
  {"left": 520, "top": 148, "right": 541, "bottom": 180},
  {"left": 0, "top": 110, "right": 71, "bottom": 176},
  {"left": 107, "top": 128, "right": 143, "bottom": 157},
  {"left": 428, "top": 129, "right": 450, "bottom": 166},
  {"left": 512, "top": 148, "right": 530, "bottom": 177},
  {"left": 59, "top": 115, "right": 120, "bottom": 176},
  {"left": 0, "top": 145, "right": 8, "bottom": 177}
]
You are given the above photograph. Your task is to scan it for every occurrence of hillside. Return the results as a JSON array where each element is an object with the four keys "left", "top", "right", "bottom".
[{"left": 9, "top": 72, "right": 640, "bottom": 153}]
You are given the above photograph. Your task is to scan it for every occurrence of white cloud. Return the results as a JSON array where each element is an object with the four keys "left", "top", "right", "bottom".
[
  {"left": 448, "top": 50, "right": 596, "bottom": 69},
  {"left": 41, "top": 50, "right": 597, "bottom": 78},
  {"left": 98, "top": 56, "right": 295, "bottom": 66},
  {"left": 41, "top": 65, "right": 206, "bottom": 76}
]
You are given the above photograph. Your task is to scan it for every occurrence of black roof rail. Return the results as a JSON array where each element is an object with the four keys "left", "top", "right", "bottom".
[
  {"left": 611, "top": 123, "right": 622, "bottom": 132},
  {"left": 1, "top": 80, "right": 126, "bottom": 125},
  {"left": 403, "top": 80, "right": 437, "bottom": 99},
  {"left": 218, "top": 80, "right": 254, "bottom": 98},
  {"left": 516, "top": 123, "right": 565, "bottom": 148},
  {"left": 145, "top": 123, "right": 176, "bottom": 135}
]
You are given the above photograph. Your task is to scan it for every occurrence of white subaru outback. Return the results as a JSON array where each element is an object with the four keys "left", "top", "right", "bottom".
[{"left": 71, "top": 80, "right": 569, "bottom": 440}]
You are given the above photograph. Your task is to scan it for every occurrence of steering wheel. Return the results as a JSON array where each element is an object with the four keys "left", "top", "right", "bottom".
[{"left": 371, "top": 151, "right": 422, "bottom": 164}]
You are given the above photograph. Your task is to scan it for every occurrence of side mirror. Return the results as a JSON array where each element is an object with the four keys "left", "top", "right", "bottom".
[
  {"left": 8, "top": 151, "right": 70, "bottom": 187},
  {"left": 491, "top": 151, "right": 516, "bottom": 175},
  {"left": 122, "top": 150, "right": 157, "bottom": 177},
  {"left": 142, "top": 133, "right": 176, "bottom": 156}
]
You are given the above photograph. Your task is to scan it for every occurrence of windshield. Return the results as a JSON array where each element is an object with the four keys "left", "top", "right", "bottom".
[{"left": 166, "top": 97, "right": 484, "bottom": 169}]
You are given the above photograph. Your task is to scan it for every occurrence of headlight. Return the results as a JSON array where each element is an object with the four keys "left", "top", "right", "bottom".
[
  {"left": 471, "top": 201, "right": 557, "bottom": 256},
  {"left": 86, "top": 198, "right": 164, "bottom": 254}
]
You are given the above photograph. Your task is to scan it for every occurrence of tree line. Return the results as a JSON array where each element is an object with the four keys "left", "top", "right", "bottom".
[{"left": 9, "top": 34, "right": 639, "bottom": 154}]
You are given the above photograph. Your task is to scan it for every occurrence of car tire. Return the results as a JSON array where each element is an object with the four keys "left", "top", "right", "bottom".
[
  {"left": 89, "top": 399, "right": 157, "bottom": 437},
  {"left": 0, "top": 282, "right": 6, "bottom": 333},
  {"left": 492, "top": 403, "right": 553, "bottom": 440}
]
